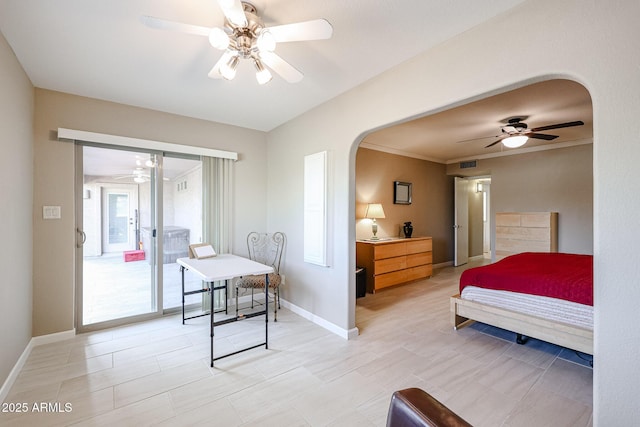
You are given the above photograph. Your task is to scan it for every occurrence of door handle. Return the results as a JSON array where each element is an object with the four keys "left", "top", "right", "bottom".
[{"left": 77, "top": 228, "right": 86, "bottom": 248}]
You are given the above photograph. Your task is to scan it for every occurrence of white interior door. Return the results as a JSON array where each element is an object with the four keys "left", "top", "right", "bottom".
[
  {"left": 454, "top": 177, "right": 469, "bottom": 266},
  {"left": 102, "top": 186, "right": 138, "bottom": 253},
  {"left": 482, "top": 181, "right": 491, "bottom": 258}
]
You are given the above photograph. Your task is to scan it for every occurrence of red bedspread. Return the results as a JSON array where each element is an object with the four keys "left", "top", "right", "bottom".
[{"left": 459, "top": 252, "right": 593, "bottom": 306}]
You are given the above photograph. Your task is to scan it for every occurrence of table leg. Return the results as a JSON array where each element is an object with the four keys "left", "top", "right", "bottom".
[
  {"left": 265, "top": 273, "right": 269, "bottom": 350},
  {"left": 181, "top": 265, "right": 185, "bottom": 325},
  {"left": 210, "top": 280, "right": 214, "bottom": 367}
]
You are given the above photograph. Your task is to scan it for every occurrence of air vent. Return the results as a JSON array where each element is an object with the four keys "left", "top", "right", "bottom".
[{"left": 459, "top": 160, "right": 477, "bottom": 169}]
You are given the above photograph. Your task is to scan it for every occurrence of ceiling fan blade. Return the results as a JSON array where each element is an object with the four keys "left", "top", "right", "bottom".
[
  {"left": 266, "top": 19, "right": 333, "bottom": 42},
  {"left": 140, "top": 15, "right": 211, "bottom": 37},
  {"left": 528, "top": 133, "right": 559, "bottom": 140},
  {"left": 485, "top": 139, "right": 503, "bottom": 148},
  {"left": 530, "top": 120, "right": 584, "bottom": 132},
  {"left": 217, "top": 0, "right": 248, "bottom": 27},
  {"left": 259, "top": 51, "right": 303, "bottom": 83},
  {"left": 455, "top": 135, "right": 500, "bottom": 144}
]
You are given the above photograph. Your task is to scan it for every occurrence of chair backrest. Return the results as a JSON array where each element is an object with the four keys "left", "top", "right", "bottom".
[{"left": 247, "top": 232, "right": 286, "bottom": 273}]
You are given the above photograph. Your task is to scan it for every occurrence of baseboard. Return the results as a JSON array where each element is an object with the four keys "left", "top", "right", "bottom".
[
  {"left": 30, "top": 329, "right": 76, "bottom": 346},
  {"left": 434, "top": 257, "right": 487, "bottom": 269},
  {"left": 0, "top": 340, "right": 33, "bottom": 404},
  {"left": 0, "top": 329, "right": 75, "bottom": 404},
  {"left": 224, "top": 294, "right": 359, "bottom": 339},
  {"left": 433, "top": 260, "right": 453, "bottom": 269},
  {"left": 279, "top": 298, "right": 359, "bottom": 340}
]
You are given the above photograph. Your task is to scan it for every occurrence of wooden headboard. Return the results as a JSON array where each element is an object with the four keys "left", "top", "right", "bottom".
[{"left": 495, "top": 212, "right": 558, "bottom": 259}]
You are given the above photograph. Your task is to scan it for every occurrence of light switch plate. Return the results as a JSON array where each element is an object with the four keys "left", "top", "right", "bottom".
[{"left": 43, "top": 205, "right": 61, "bottom": 219}]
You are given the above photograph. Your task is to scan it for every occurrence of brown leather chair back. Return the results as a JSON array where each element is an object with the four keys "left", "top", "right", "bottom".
[{"left": 386, "top": 388, "right": 473, "bottom": 427}]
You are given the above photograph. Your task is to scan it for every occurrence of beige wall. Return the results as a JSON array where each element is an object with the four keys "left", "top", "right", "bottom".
[
  {"left": 32, "top": 89, "right": 268, "bottom": 336},
  {"left": 0, "top": 31, "right": 33, "bottom": 391},
  {"left": 355, "top": 142, "right": 592, "bottom": 265},
  {"left": 355, "top": 148, "right": 453, "bottom": 264},
  {"left": 448, "top": 143, "right": 593, "bottom": 255},
  {"left": 266, "top": 1, "right": 639, "bottom": 422}
]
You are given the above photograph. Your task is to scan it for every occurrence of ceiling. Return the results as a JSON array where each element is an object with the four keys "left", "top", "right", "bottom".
[
  {"left": 362, "top": 79, "right": 593, "bottom": 163},
  {"left": 0, "top": 1, "right": 593, "bottom": 166},
  {"left": 0, "top": 0, "right": 526, "bottom": 132}
]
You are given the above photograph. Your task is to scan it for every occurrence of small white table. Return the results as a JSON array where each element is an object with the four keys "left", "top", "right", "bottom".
[{"left": 177, "top": 254, "right": 274, "bottom": 366}]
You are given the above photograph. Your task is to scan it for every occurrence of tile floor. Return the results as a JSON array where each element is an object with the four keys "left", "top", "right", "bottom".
[
  {"left": 83, "top": 255, "right": 204, "bottom": 324},
  {"left": 1, "top": 260, "right": 592, "bottom": 426}
]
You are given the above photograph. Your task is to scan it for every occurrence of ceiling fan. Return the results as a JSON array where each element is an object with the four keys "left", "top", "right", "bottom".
[
  {"left": 114, "top": 167, "right": 154, "bottom": 183},
  {"left": 114, "top": 166, "right": 171, "bottom": 183},
  {"left": 482, "top": 117, "right": 585, "bottom": 148},
  {"left": 141, "top": 0, "right": 333, "bottom": 84}
]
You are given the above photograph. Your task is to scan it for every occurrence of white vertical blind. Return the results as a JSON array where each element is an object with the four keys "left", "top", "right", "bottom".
[
  {"left": 202, "top": 156, "right": 234, "bottom": 309},
  {"left": 202, "top": 156, "right": 234, "bottom": 253},
  {"left": 304, "top": 151, "right": 328, "bottom": 266}
]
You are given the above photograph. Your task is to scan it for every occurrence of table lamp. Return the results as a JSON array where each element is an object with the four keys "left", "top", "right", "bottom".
[{"left": 365, "top": 203, "right": 386, "bottom": 240}]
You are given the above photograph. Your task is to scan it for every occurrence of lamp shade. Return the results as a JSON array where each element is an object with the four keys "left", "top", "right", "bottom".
[
  {"left": 365, "top": 203, "right": 386, "bottom": 219},
  {"left": 502, "top": 135, "right": 528, "bottom": 148}
]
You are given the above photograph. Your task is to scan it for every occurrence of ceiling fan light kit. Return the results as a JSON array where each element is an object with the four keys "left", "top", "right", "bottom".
[
  {"left": 501, "top": 135, "right": 528, "bottom": 148},
  {"left": 220, "top": 54, "right": 240, "bottom": 80},
  {"left": 142, "top": 1, "right": 333, "bottom": 85},
  {"left": 253, "top": 58, "right": 272, "bottom": 84}
]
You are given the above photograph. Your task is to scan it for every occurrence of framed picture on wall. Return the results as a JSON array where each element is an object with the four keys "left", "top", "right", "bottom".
[{"left": 394, "top": 181, "right": 412, "bottom": 204}]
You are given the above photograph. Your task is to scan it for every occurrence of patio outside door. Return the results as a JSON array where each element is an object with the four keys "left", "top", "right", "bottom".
[
  {"left": 76, "top": 145, "right": 160, "bottom": 330},
  {"left": 102, "top": 187, "right": 138, "bottom": 254}
]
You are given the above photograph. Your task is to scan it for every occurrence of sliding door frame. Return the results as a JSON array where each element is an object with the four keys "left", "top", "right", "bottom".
[
  {"left": 74, "top": 142, "right": 164, "bottom": 333},
  {"left": 64, "top": 127, "right": 237, "bottom": 332}
]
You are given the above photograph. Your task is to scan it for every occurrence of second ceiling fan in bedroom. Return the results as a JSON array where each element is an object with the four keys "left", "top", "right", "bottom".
[
  {"left": 142, "top": 0, "right": 333, "bottom": 84},
  {"left": 460, "top": 116, "right": 585, "bottom": 149},
  {"left": 485, "top": 117, "right": 585, "bottom": 148}
]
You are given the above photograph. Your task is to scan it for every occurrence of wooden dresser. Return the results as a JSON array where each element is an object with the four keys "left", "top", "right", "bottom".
[{"left": 356, "top": 237, "right": 433, "bottom": 293}]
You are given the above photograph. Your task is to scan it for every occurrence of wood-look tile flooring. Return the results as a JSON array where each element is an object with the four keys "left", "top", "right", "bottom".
[
  {"left": 83, "top": 256, "right": 202, "bottom": 324},
  {"left": 1, "top": 260, "right": 592, "bottom": 426}
]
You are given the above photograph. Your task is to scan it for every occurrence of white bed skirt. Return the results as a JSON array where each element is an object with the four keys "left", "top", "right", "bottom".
[{"left": 461, "top": 286, "right": 593, "bottom": 331}]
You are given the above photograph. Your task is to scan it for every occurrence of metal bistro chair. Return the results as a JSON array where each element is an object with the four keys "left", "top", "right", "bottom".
[{"left": 235, "top": 232, "right": 286, "bottom": 321}]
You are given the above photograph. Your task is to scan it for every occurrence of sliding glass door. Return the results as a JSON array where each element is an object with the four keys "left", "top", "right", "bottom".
[
  {"left": 75, "top": 144, "right": 205, "bottom": 331},
  {"left": 76, "top": 145, "right": 159, "bottom": 329}
]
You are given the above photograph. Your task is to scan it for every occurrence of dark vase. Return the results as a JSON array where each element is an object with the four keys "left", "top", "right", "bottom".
[{"left": 403, "top": 222, "right": 413, "bottom": 238}]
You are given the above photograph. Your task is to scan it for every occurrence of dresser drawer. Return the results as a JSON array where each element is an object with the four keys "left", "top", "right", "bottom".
[
  {"left": 373, "top": 242, "right": 407, "bottom": 259},
  {"left": 375, "top": 256, "right": 407, "bottom": 275},
  {"left": 406, "top": 252, "right": 432, "bottom": 268},
  {"left": 375, "top": 270, "right": 408, "bottom": 289},
  {"left": 406, "top": 264, "right": 432, "bottom": 281},
  {"left": 406, "top": 239, "right": 432, "bottom": 254}
]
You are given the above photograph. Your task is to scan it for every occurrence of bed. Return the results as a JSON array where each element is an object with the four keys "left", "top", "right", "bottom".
[{"left": 450, "top": 212, "right": 593, "bottom": 354}]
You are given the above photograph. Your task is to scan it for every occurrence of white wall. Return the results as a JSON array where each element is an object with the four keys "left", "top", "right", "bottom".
[
  {"left": 267, "top": 0, "right": 640, "bottom": 424},
  {"left": 0, "top": 31, "right": 33, "bottom": 393}
]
